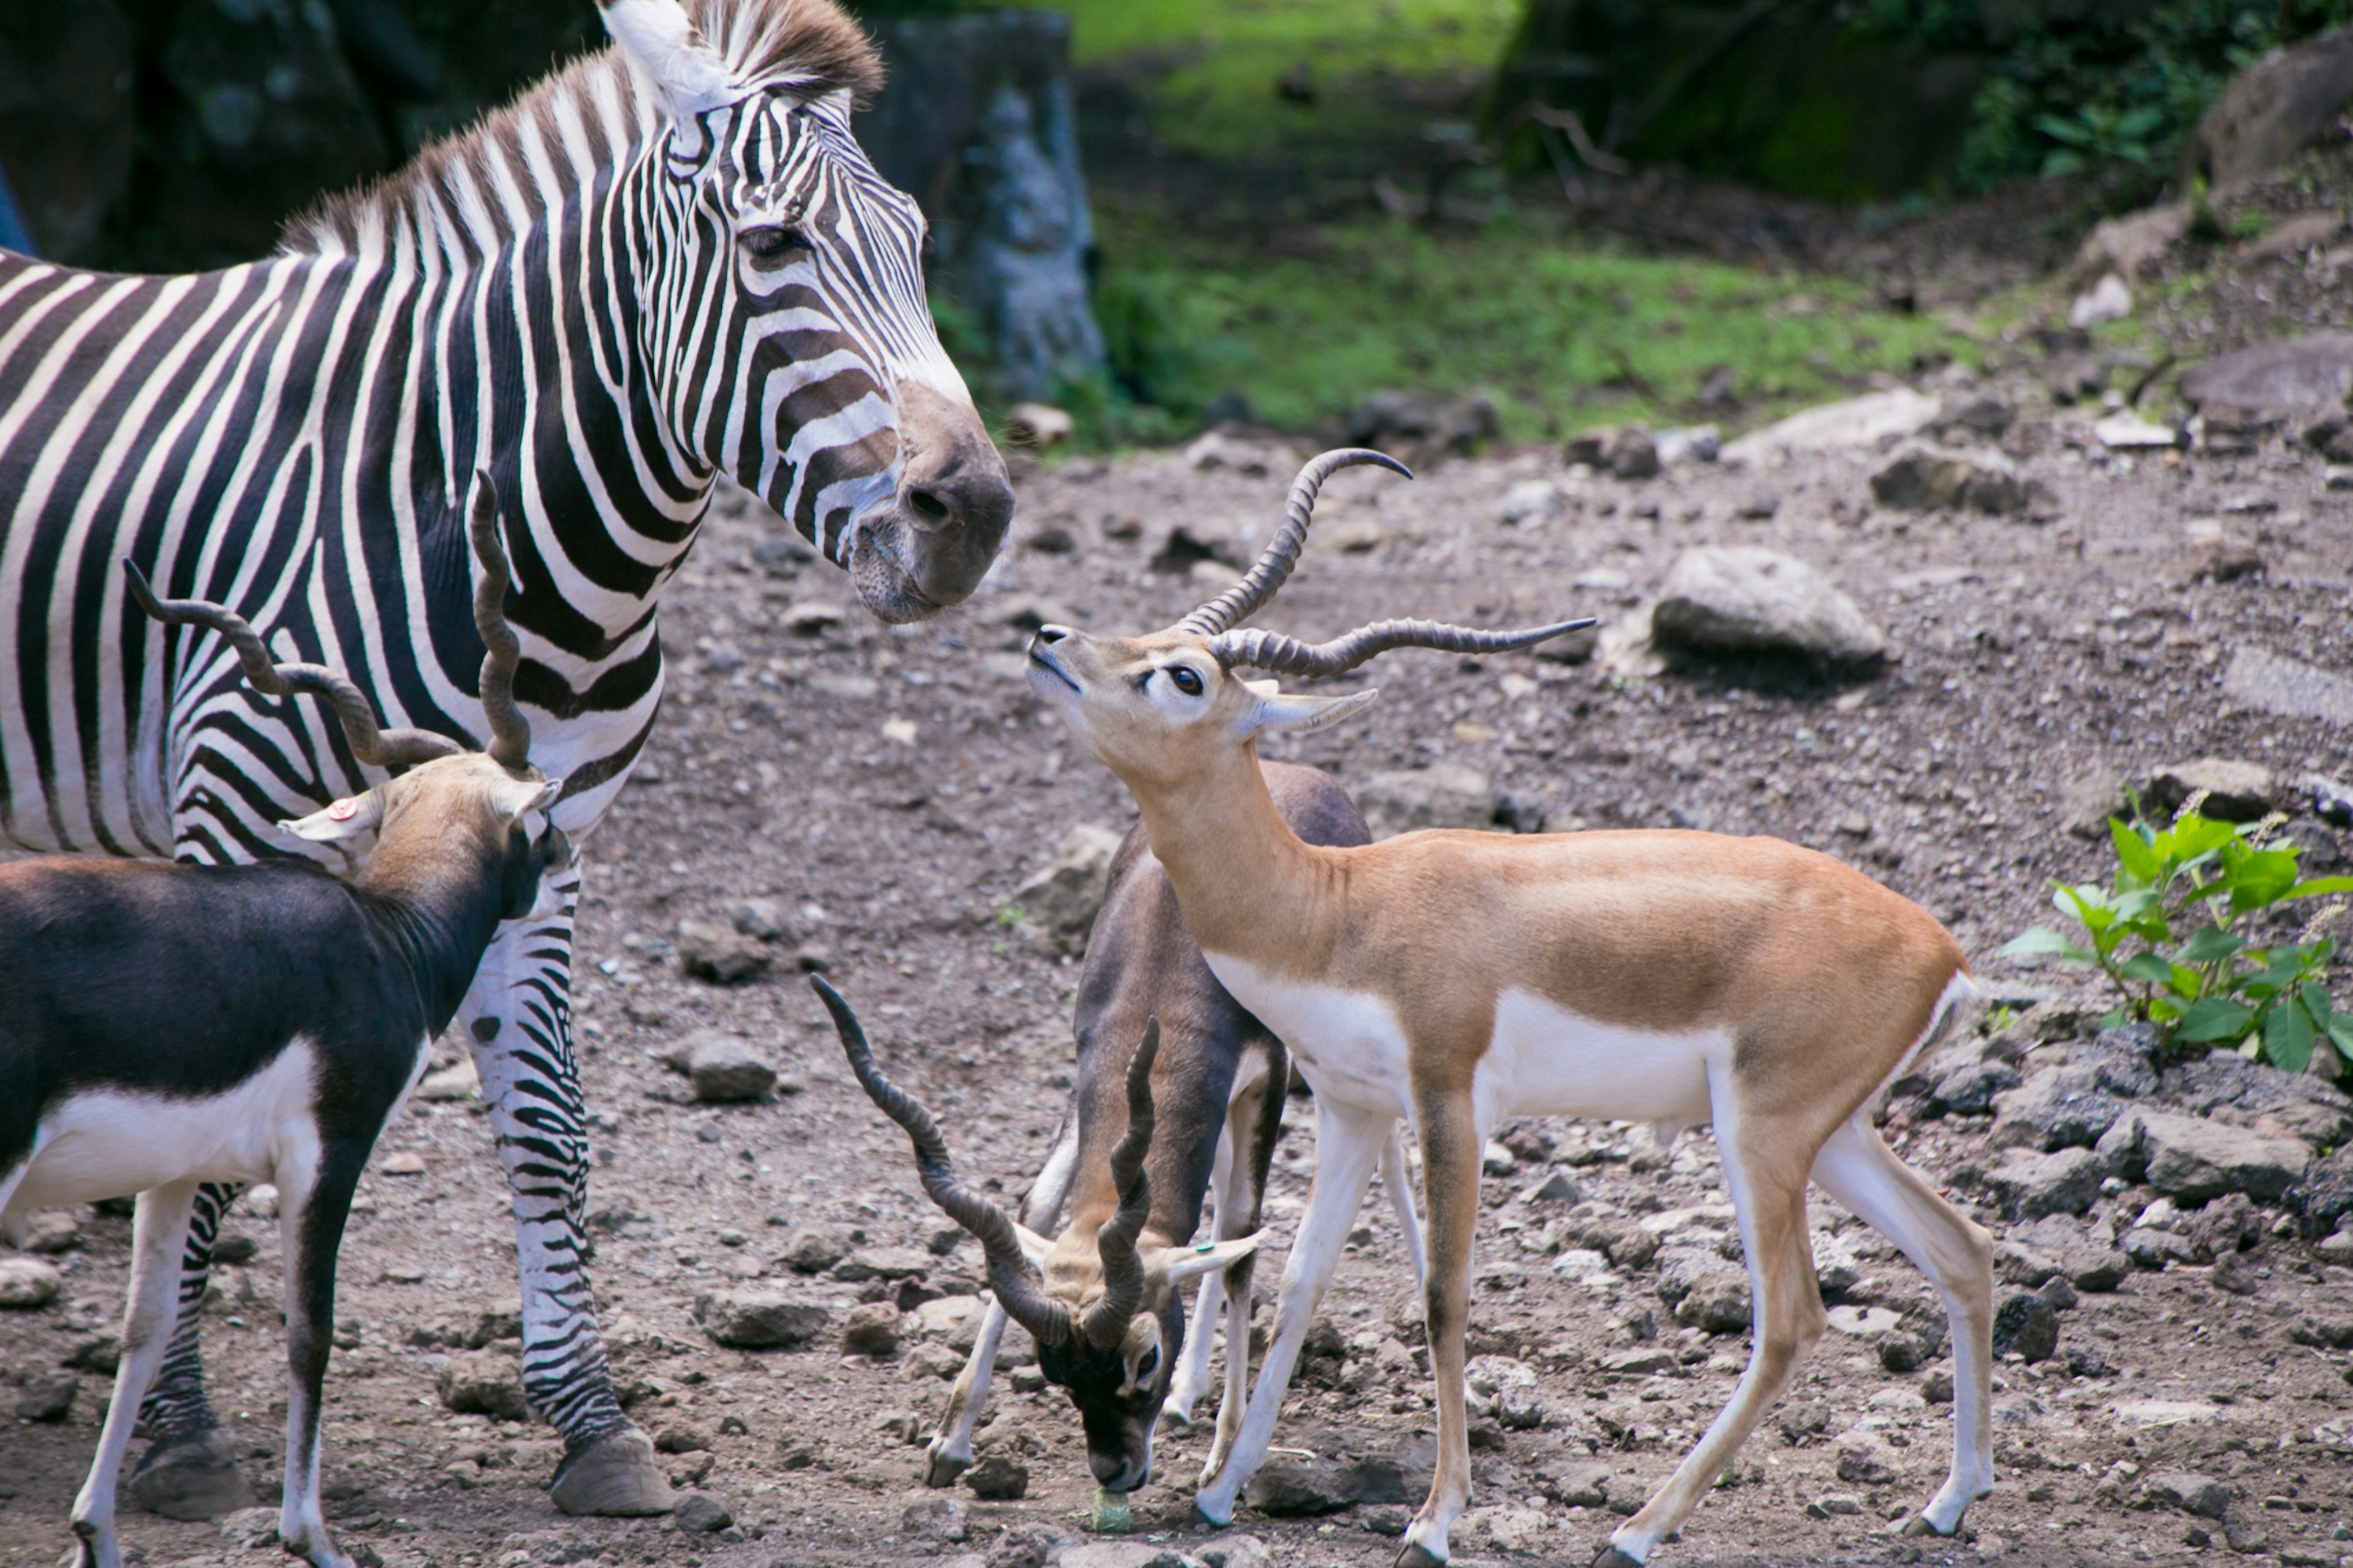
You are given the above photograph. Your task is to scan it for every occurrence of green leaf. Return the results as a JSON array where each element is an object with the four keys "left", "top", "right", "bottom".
[
  {"left": 2001, "top": 928, "right": 2096, "bottom": 965},
  {"left": 2304, "top": 982, "right": 2336, "bottom": 1026},
  {"left": 2170, "top": 815, "right": 2238, "bottom": 862},
  {"left": 2328, "top": 1013, "right": 2353, "bottom": 1057},
  {"left": 2110, "top": 819, "right": 2160, "bottom": 884},
  {"left": 2286, "top": 877, "right": 2353, "bottom": 900},
  {"left": 2177, "top": 926, "right": 2245, "bottom": 964},
  {"left": 2119, "top": 952, "right": 2176, "bottom": 985},
  {"left": 2175, "top": 997, "right": 2257, "bottom": 1043},
  {"left": 2268, "top": 998, "right": 2317, "bottom": 1075},
  {"left": 2229, "top": 848, "right": 2302, "bottom": 913}
]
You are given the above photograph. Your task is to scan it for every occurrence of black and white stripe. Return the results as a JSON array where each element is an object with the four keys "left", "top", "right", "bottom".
[{"left": 0, "top": 0, "right": 1004, "bottom": 1472}]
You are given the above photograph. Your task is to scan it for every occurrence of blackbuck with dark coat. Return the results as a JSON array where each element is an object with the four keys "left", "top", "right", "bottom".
[
  {"left": 1018, "top": 449, "right": 1993, "bottom": 1568},
  {"left": 0, "top": 480, "right": 570, "bottom": 1568},
  {"left": 895, "top": 765, "right": 1425, "bottom": 1494}
]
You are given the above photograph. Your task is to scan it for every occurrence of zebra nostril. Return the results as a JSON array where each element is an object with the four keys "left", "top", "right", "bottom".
[{"left": 907, "top": 488, "right": 952, "bottom": 522}]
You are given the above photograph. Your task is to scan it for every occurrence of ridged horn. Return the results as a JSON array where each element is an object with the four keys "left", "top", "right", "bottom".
[
  {"left": 1207, "top": 615, "right": 1596, "bottom": 678},
  {"left": 812, "top": 976, "right": 1076, "bottom": 1347},
  {"left": 1175, "top": 449, "right": 1410, "bottom": 636},
  {"left": 1078, "top": 1018, "right": 1158, "bottom": 1349},
  {"left": 466, "top": 472, "right": 532, "bottom": 773},
  {"left": 123, "top": 562, "right": 467, "bottom": 770}
]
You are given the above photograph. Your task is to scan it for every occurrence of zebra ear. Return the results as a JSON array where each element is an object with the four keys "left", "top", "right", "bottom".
[{"left": 602, "top": 0, "right": 737, "bottom": 136}]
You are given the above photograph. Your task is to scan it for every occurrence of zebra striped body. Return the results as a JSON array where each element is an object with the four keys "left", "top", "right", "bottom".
[{"left": 0, "top": 0, "right": 1010, "bottom": 1507}]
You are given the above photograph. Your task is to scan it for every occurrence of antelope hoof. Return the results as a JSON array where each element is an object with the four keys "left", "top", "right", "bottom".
[
  {"left": 69, "top": 1515, "right": 114, "bottom": 1568},
  {"left": 922, "top": 1447, "right": 971, "bottom": 1489},
  {"left": 550, "top": 1431, "right": 675, "bottom": 1517},
  {"left": 1901, "top": 1515, "right": 1948, "bottom": 1538},
  {"left": 128, "top": 1428, "right": 254, "bottom": 1520},
  {"left": 1393, "top": 1545, "right": 1446, "bottom": 1568},
  {"left": 1593, "top": 1549, "right": 1646, "bottom": 1568}
]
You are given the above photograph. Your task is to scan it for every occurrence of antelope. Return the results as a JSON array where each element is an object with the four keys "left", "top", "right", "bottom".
[
  {"left": 885, "top": 765, "right": 1426, "bottom": 1493},
  {"left": 1017, "top": 449, "right": 1994, "bottom": 1567},
  {"left": 0, "top": 479, "right": 570, "bottom": 1568}
]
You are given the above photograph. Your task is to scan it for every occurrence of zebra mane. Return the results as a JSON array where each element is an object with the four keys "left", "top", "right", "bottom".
[{"left": 281, "top": 0, "right": 883, "bottom": 265}]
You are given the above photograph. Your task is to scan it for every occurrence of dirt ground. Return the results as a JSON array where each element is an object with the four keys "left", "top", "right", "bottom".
[{"left": 8, "top": 387, "right": 2353, "bottom": 1568}]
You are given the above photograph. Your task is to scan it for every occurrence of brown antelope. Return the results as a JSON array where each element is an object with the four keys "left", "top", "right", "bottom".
[
  {"left": 875, "top": 765, "right": 1425, "bottom": 1493},
  {"left": 1018, "top": 449, "right": 1994, "bottom": 1567},
  {"left": 2, "top": 479, "right": 571, "bottom": 1568}
]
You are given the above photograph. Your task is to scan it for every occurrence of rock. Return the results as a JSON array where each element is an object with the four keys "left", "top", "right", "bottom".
[
  {"left": 1542, "top": 1461, "right": 1613, "bottom": 1509},
  {"left": 2145, "top": 758, "right": 2276, "bottom": 822},
  {"left": 1653, "top": 1244, "right": 1726, "bottom": 1305},
  {"left": 435, "top": 1350, "right": 529, "bottom": 1421},
  {"left": 2122, "top": 1225, "right": 2203, "bottom": 1270},
  {"left": 415, "top": 1058, "right": 479, "bottom": 1102},
  {"left": 2074, "top": 201, "right": 2191, "bottom": 281},
  {"left": 1991, "top": 1293, "right": 2059, "bottom": 1362},
  {"left": 17, "top": 1370, "right": 77, "bottom": 1422},
  {"left": 17, "top": 1210, "right": 82, "bottom": 1252},
  {"left": 1654, "top": 425, "right": 1720, "bottom": 464},
  {"left": 2145, "top": 1471, "right": 2231, "bottom": 1519},
  {"left": 1673, "top": 1271, "right": 1751, "bottom": 1334},
  {"left": 1013, "top": 822, "right": 1124, "bottom": 942},
  {"left": 1598, "top": 1346, "right": 1678, "bottom": 1376},
  {"left": 902, "top": 1496, "right": 970, "bottom": 1543},
  {"left": 728, "top": 898, "right": 796, "bottom": 942},
  {"left": 1500, "top": 479, "right": 1561, "bottom": 525},
  {"left": 2068, "top": 1250, "right": 2132, "bottom": 1293},
  {"left": 2293, "top": 1152, "right": 2353, "bottom": 1237},
  {"left": 1870, "top": 446, "right": 2028, "bottom": 515},
  {"left": 0, "top": 1257, "right": 63, "bottom": 1308},
  {"left": 1059, "top": 1547, "right": 1194, "bottom": 1568},
  {"left": 2185, "top": 28, "right": 2353, "bottom": 194},
  {"left": 693, "top": 1289, "right": 828, "bottom": 1350},
  {"left": 1721, "top": 388, "right": 1941, "bottom": 464},
  {"left": 841, "top": 1301, "right": 902, "bottom": 1357},
  {"left": 1520, "top": 1169, "right": 1582, "bottom": 1203},
  {"left": 1877, "top": 1334, "right": 1928, "bottom": 1374},
  {"left": 63, "top": 1332, "right": 119, "bottom": 1373},
  {"left": 1346, "top": 388, "right": 1499, "bottom": 463},
  {"left": 1006, "top": 402, "right": 1074, "bottom": 448},
  {"left": 675, "top": 922, "right": 771, "bottom": 985},
  {"left": 1808, "top": 1493, "right": 1865, "bottom": 1518},
  {"left": 677, "top": 1033, "right": 776, "bottom": 1102},
  {"left": 1243, "top": 1455, "right": 1357, "bottom": 1516},
  {"left": 1356, "top": 765, "right": 1496, "bottom": 839},
  {"left": 832, "top": 1247, "right": 931, "bottom": 1282},
  {"left": 963, "top": 1452, "right": 1029, "bottom": 1500},
  {"left": 1194, "top": 1536, "right": 1271, "bottom": 1568},
  {"left": 2067, "top": 273, "right": 2132, "bottom": 329},
  {"left": 1988, "top": 1062, "right": 2137, "bottom": 1152},
  {"left": 1650, "top": 546, "right": 1884, "bottom": 666},
  {"left": 1928, "top": 1058, "right": 2020, "bottom": 1116},
  {"left": 672, "top": 1492, "right": 732, "bottom": 1533},
  {"left": 654, "top": 1422, "right": 715, "bottom": 1454},
  {"left": 781, "top": 1225, "right": 851, "bottom": 1275},
  {"left": 2181, "top": 332, "right": 2353, "bottom": 419},
  {"left": 1825, "top": 1304, "right": 1903, "bottom": 1339},
  {"left": 2060, "top": 773, "right": 2129, "bottom": 839},
  {"left": 2222, "top": 646, "right": 2353, "bottom": 729},
  {"left": 987, "top": 1525, "right": 1080, "bottom": 1568},
  {"left": 2093, "top": 413, "right": 2181, "bottom": 450},
  {"left": 2137, "top": 1112, "right": 2309, "bottom": 1203},
  {"left": 1835, "top": 1433, "right": 1900, "bottom": 1485},
  {"left": 780, "top": 599, "right": 848, "bottom": 634}
]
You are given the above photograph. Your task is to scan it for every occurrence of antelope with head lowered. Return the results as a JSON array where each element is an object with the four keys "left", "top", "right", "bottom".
[{"left": 1019, "top": 449, "right": 1994, "bottom": 1568}]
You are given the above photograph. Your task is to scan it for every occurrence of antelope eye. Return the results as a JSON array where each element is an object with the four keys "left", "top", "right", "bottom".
[
  {"left": 741, "top": 225, "right": 806, "bottom": 260},
  {"left": 1135, "top": 1345, "right": 1159, "bottom": 1377},
  {"left": 1170, "top": 666, "right": 1203, "bottom": 697}
]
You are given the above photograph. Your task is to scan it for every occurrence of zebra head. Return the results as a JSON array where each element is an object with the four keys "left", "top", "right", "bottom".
[{"left": 605, "top": 0, "right": 1014, "bottom": 623}]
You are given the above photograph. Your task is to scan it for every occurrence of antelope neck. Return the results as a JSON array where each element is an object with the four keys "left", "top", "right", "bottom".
[{"left": 1120, "top": 742, "right": 1338, "bottom": 975}]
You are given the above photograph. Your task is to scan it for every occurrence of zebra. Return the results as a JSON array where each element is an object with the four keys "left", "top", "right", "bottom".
[{"left": 0, "top": 0, "right": 1013, "bottom": 1521}]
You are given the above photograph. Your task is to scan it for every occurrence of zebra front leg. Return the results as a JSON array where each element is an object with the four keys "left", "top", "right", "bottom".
[
  {"left": 127, "top": 1181, "right": 254, "bottom": 1520},
  {"left": 75, "top": 1181, "right": 202, "bottom": 1568},
  {"left": 458, "top": 868, "right": 671, "bottom": 1517}
]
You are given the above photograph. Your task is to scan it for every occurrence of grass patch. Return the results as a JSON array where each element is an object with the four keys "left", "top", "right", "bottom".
[{"left": 1084, "top": 202, "right": 1985, "bottom": 442}]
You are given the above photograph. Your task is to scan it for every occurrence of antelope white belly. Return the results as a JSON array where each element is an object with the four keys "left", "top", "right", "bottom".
[
  {"left": 1477, "top": 988, "right": 1723, "bottom": 1126},
  {"left": 4, "top": 1037, "right": 325, "bottom": 1216},
  {"left": 1199, "top": 953, "right": 1412, "bottom": 1118}
]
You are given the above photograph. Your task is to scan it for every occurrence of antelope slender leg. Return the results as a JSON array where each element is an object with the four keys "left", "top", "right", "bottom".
[
  {"left": 926, "top": 1107, "right": 1079, "bottom": 1486},
  {"left": 1199, "top": 1045, "right": 1281, "bottom": 1477},
  {"left": 1381, "top": 1124, "right": 1427, "bottom": 1287},
  {"left": 1194, "top": 1100, "right": 1389, "bottom": 1523},
  {"left": 1603, "top": 1097, "right": 1825, "bottom": 1566},
  {"left": 1165, "top": 1125, "right": 1237, "bottom": 1428},
  {"left": 275, "top": 1138, "right": 366, "bottom": 1568},
  {"left": 1810, "top": 1116, "right": 1995, "bottom": 1534},
  {"left": 74, "top": 1182, "right": 202, "bottom": 1568},
  {"left": 1396, "top": 1094, "right": 1482, "bottom": 1566}
]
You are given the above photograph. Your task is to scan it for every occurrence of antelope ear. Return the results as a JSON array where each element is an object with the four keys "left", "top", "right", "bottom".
[
  {"left": 1014, "top": 1223, "right": 1055, "bottom": 1270},
  {"left": 280, "top": 790, "right": 385, "bottom": 843},
  {"left": 1159, "top": 1232, "right": 1268, "bottom": 1285},
  {"left": 1238, "top": 687, "right": 1379, "bottom": 739},
  {"left": 601, "top": 0, "right": 737, "bottom": 131},
  {"left": 490, "top": 775, "right": 564, "bottom": 827},
  {"left": 1241, "top": 678, "right": 1281, "bottom": 699}
]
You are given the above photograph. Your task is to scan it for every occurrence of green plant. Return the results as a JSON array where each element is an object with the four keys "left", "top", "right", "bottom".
[{"left": 2003, "top": 803, "right": 2353, "bottom": 1074}]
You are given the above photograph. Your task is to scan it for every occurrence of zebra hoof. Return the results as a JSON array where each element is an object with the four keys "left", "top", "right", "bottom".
[
  {"left": 551, "top": 1431, "right": 675, "bottom": 1517},
  {"left": 128, "top": 1429, "right": 254, "bottom": 1521}
]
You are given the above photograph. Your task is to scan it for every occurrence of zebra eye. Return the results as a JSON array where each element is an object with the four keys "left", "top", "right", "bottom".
[{"left": 741, "top": 226, "right": 807, "bottom": 261}]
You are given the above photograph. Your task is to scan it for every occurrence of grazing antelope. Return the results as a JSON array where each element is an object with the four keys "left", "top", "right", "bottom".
[
  {"left": 0, "top": 480, "right": 570, "bottom": 1568},
  {"left": 1018, "top": 449, "right": 1994, "bottom": 1567},
  {"left": 901, "top": 765, "right": 1427, "bottom": 1493}
]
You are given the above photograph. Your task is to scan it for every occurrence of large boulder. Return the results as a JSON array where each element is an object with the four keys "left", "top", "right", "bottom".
[
  {"left": 2183, "top": 28, "right": 2353, "bottom": 194},
  {"left": 1650, "top": 547, "right": 1885, "bottom": 666},
  {"left": 2135, "top": 1112, "right": 2309, "bottom": 1203},
  {"left": 2180, "top": 333, "right": 2353, "bottom": 420},
  {"left": 2222, "top": 646, "right": 2353, "bottom": 729}
]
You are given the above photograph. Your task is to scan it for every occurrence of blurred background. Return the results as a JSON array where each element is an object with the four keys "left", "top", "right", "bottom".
[{"left": 9, "top": 0, "right": 2353, "bottom": 452}]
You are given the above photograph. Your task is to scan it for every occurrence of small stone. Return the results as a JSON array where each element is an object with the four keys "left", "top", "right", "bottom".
[
  {"left": 0, "top": 1257, "right": 64, "bottom": 1309},
  {"left": 832, "top": 1247, "right": 931, "bottom": 1283},
  {"left": 2060, "top": 772, "right": 2129, "bottom": 840},
  {"left": 673, "top": 1492, "right": 732, "bottom": 1534},
  {"left": 1500, "top": 479, "right": 1561, "bottom": 524},
  {"left": 1987, "top": 1146, "right": 2107, "bottom": 1220},
  {"left": 18, "top": 1211, "right": 83, "bottom": 1253},
  {"left": 1809, "top": 1493, "right": 1865, "bottom": 1517},
  {"left": 1651, "top": 545, "right": 1884, "bottom": 665},
  {"left": 1835, "top": 1433, "right": 1899, "bottom": 1485},
  {"left": 1006, "top": 403, "right": 1074, "bottom": 448},
  {"left": 380, "top": 1151, "right": 425, "bottom": 1176},
  {"left": 1520, "top": 1169, "right": 1581, "bottom": 1203},
  {"left": 1877, "top": 1333, "right": 1927, "bottom": 1374},
  {"left": 2145, "top": 758, "right": 2277, "bottom": 822},
  {"left": 1991, "top": 1293, "right": 2059, "bottom": 1363},
  {"left": 841, "top": 1301, "right": 902, "bottom": 1357},
  {"left": 414, "top": 1058, "right": 479, "bottom": 1101},
  {"left": 1870, "top": 445, "right": 2028, "bottom": 515},
  {"left": 1921, "top": 1369, "right": 1955, "bottom": 1403},
  {"left": 1674, "top": 1271, "right": 1752, "bottom": 1334},
  {"left": 963, "top": 1452, "right": 1029, "bottom": 1500},
  {"left": 903, "top": 1496, "right": 970, "bottom": 1543},
  {"left": 683, "top": 1033, "right": 776, "bottom": 1102},
  {"left": 16, "top": 1371, "right": 77, "bottom": 1422},
  {"left": 434, "top": 1350, "right": 529, "bottom": 1421},
  {"left": 2037, "top": 1275, "right": 2078, "bottom": 1311},
  {"left": 63, "top": 1333, "right": 120, "bottom": 1374},
  {"left": 781, "top": 600, "right": 847, "bottom": 634},
  {"left": 988, "top": 1524, "right": 1082, "bottom": 1568},
  {"left": 693, "top": 1289, "right": 827, "bottom": 1349},
  {"left": 728, "top": 898, "right": 795, "bottom": 942},
  {"left": 1012, "top": 823, "right": 1126, "bottom": 942},
  {"left": 675, "top": 922, "right": 771, "bottom": 985},
  {"left": 2145, "top": 1471, "right": 2230, "bottom": 1519},
  {"left": 1243, "top": 1455, "right": 1358, "bottom": 1516},
  {"left": 780, "top": 1224, "right": 850, "bottom": 1275},
  {"left": 1194, "top": 1536, "right": 1273, "bottom": 1568}
]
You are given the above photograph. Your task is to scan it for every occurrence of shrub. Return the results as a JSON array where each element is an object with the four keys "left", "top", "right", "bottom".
[{"left": 2004, "top": 798, "right": 2353, "bottom": 1075}]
